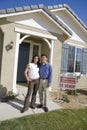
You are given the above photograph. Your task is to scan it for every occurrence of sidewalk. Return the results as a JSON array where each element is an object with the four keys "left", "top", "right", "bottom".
[{"left": 0, "top": 86, "right": 61, "bottom": 121}]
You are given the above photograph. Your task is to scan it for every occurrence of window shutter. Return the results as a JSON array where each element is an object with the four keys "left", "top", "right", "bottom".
[
  {"left": 61, "top": 43, "right": 69, "bottom": 73},
  {"left": 81, "top": 48, "right": 87, "bottom": 74}
]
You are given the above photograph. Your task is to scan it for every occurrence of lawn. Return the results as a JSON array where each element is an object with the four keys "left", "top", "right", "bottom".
[{"left": 0, "top": 109, "right": 87, "bottom": 130}]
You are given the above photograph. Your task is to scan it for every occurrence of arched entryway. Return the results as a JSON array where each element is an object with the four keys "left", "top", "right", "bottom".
[{"left": 13, "top": 28, "right": 56, "bottom": 93}]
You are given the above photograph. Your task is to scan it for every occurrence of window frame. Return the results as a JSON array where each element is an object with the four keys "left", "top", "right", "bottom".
[
  {"left": 61, "top": 43, "right": 85, "bottom": 77},
  {"left": 29, "top": 42, "right": 41, "bottom": 62},
  {"left": 67, "top": 45, "right": 82, "bottom": 74}
]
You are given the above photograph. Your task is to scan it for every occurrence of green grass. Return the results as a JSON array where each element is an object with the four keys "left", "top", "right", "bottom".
[{"left": 0, "top": 109, "right": 87, "bottom": 130}]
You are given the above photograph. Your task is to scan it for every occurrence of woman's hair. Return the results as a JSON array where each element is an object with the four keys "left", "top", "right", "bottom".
[{"left": 31, "top": 54, "right": 40, "bottom": 67}]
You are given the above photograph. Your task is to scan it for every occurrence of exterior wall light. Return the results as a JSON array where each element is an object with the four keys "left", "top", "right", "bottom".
[{"left": 5, "top": 41, "right": 14, "bottom": 51}]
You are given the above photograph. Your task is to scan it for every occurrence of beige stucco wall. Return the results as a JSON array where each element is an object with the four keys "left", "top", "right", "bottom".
[
  {"left": 52, "top": 40, "right": 62, "bottom": 90},
  {"left": 77, "top": 74, "right": 87, "bottom": 88},
  {"left": 41, "top": 41, "right": 50, "bottom": 59},
  {"left": 0, "top": 19, "right": 17, "bottom": 91}
]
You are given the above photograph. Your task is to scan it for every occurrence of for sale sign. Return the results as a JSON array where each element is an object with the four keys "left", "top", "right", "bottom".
[{"left": 59, "top": 76, "right": 77, "bottom": 90}]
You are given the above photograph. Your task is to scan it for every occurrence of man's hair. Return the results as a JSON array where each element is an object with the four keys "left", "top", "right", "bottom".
[{"left": 41, "top": 54, "right": 48, "bottom": 58}]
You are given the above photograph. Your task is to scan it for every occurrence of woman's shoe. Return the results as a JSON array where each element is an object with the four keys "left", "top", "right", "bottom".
[{"left": 21, "top": 107, "right": 28, "bottom": 113}]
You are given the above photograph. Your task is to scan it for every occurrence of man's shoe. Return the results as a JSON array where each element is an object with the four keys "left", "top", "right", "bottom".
[
  {"left": 30, "top": 105, "right": 35, "bottom": 109},
  {"left": 21, "top": 108, "right": 28, "bottom": 113},
  {"left": 37, "top": 104, "right": 43, "bottom": 108},
  {"left": 43, "top": 107, "right": 48, "bottom": 112}
]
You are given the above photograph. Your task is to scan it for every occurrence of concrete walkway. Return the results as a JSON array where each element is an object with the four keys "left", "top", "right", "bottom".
[{"left": 0, "top": 87, "right": 61, "bottom": 121}]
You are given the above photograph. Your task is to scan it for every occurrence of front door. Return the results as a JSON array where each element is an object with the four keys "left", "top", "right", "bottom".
[{"left": 17, "top": 42, "right": 30, "bottom": 82}]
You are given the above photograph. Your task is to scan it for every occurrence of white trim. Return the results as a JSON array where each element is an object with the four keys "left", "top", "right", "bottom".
[
  {"left": 51, "top": 8, "right": 87, "bottom": 32},
  {"left": 51, "top": 8, "right": 66, "bottom": 12},
  {"left": 29, "top": 42, "right": 41, "bottom": 62},
  {"left": 19, "top": 35, "right": 30, "bottom": 44},
  {"left": 66, "top": 39, "right": 86, "bottom": 45},
  {"left": 42, "top": 38, "right": 54, "bottom": 65},
  {"left": 0, "top": 8, "right": 71, "bottom": 37},
  {"left": 43, "top": 38, "right": 51, "bottom": 48},
  {"left": 66, "top": 42, "right": 84, "bottom": 48},
  {"left": 15, "top": 27, "right": 57, "bottom": 40},
  {"left": 67, "top": 45, "right": 83, "bottom": 75},
  {"left": 13, "top": 33, "right": 20, "bottom": 93},
  {"left": 0, "top": 9, "right": 42, "bottom": 18},
  {"left": 12, "top": 34, "right": 31, "bottom": 93},
  {"left": 65, "top": 9, "right": 87, "bottom": 32},
  {"left": 49, "top": 40, "right": 54, "bottom": 92},
  {"left": 50, "top": 40, "right": 54, "bottom": 65},
  {"left": 74, "top": 47, "right": 76, "bottom": 73},
  {"left": 41, "top": 10, "right": 71, "bottom": 37}
]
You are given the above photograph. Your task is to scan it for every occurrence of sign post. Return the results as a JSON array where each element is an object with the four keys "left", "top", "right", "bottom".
[
  {"left": 57, "top": 74, "right": 77, "bottom": 100},
  {"left": 59, "top": 76, "right": 77, "bottom": 90}
]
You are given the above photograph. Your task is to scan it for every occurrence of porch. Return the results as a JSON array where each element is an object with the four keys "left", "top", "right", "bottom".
[{"left": 13, "top": 27, "right": 57, "bottom": 93}]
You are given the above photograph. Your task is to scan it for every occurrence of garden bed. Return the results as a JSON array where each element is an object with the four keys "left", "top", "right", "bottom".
[{"left": 50, "top": 88, "right": 87, "bottom": 109}]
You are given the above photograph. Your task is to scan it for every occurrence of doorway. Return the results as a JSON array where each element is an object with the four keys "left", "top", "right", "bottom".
[{"left": 17, "top": 42, "right": 30, "bottom": 82}]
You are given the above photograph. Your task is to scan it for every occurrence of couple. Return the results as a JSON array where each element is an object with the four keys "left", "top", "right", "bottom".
[{"left": 21, "top": 54, "right": 52, "bottom": 113}]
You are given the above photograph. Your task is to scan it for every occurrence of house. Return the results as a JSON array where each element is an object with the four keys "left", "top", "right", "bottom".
[{"left": 0, "top": 4, "right": 87, "bottom": 96}]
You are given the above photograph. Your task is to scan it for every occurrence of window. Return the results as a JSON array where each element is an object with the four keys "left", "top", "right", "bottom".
[
  {"left": 75, "top": 48, "right": 82, "bottom": 72},
  {"left": 61, "top": 43, "right": 87, "bottom": 74},
  {"left": 67, "top": 46, "right": 82, "bottom": 73},
  {"left": 67, "top": 46, "right": 75, "bottom": 72},
  {"left": 29, "top": 42, "right": 41, "bottom": 63},
  {"left": 33, "top": 45, "right": 39, "bottom": 56}
]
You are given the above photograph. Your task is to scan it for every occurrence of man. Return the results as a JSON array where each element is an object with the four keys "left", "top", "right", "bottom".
[{"left": 37, "top": 54, "right": 52, "bottom": 112}]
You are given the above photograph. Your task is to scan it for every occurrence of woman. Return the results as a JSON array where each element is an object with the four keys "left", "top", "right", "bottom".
[{"left": 21, "top": 55, "right": 40, "bottom": 113}]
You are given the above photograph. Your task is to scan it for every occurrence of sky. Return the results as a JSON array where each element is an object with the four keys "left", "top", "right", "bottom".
[{"left": 0, "top": 0, "right": 87, "bottom": 26}]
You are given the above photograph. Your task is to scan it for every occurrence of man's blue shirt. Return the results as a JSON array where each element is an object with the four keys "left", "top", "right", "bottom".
[{"left": 39, "top": 62, "right": 52, "bottom": 84}]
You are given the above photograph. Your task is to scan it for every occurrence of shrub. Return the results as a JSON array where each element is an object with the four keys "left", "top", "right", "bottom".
[
  {"left": 62, "top": 94, "right": 70, "bottom": 103},
  {"left": 7, "top": 91, "right": 18, "bottom": 100},
  {"left": 67, "top": 90, "right": 78, "bottom": 96}
]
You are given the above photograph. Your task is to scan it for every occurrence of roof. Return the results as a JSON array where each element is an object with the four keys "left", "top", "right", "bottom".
[
  {"left": 0, "top": 4, "right": 72, "bottom": 36},
  {"left": 0, "top": 4, "right": 86, "bottom": 35},
  {"left": 48, "top": 4, "right": 87, "bottom": 31}
]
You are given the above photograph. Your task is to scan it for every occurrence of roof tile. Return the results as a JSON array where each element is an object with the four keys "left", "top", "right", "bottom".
[
  {"left": 58, "top": 4, "right": 63, "bottom": 8},
  {"left": 23, "top": 6, "right": 31, "bottom": 11},
  {"left": 6, "top": 8, "right": 16, "bottom": 13},
  {"left": 38, "top": 4, "right": 44, "bottom": 9},
  {"left": 15, "top": 7, "right": 23, "bottom": 12},
  {"left": 48, "top": 6, "right": 53, "bottom": 10},
  {"left": 30, "top": 5, "right": 39, "bottom": 10},
  {"left": 53, "top": 5, "right": 58, "bottom": 9},
  {"left": 0, "top": 9, "right": 6, "bottom": 14}
]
